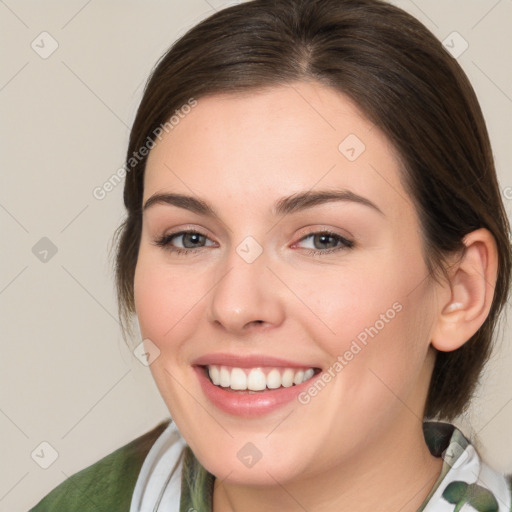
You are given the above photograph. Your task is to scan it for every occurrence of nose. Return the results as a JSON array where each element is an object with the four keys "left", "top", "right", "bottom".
[{"left": 206, "top": 247, "right": 286, "bottom": 335}]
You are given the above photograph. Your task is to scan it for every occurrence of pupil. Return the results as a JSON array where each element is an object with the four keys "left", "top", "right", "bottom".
[
  {"left": 184, "top": 233, "right": 203, "bottom": 248},
  {"left": 316, "top": 233, "right": 336, "bottom": 249}
]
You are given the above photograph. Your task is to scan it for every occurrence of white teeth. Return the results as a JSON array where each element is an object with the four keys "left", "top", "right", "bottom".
[
  {"left": 209, "top": 365, "right": 220, "bottom": 385},
  {"left": 281, "top": 368, "right": 294, "bottom": 388},
  {"left": 266, "top": 369, "right": 281, "bottom": 389},
  {"left": 303, "top": 368, "right": 315, "bottom": 381},
  {"left": 230, "top": 368, "right": 247, "bottom": 390},
  {"left": 293, "top": 370, "right": 305, "bottom": 385},
  {"left": 207, "top": 365, "right": 317, "bottom": 391},
  {"left": 247, "top": 368, "right": 266, "bottom": 391},
  {"left": 219, "top": 367, "right": 230, "bottom": 387}
]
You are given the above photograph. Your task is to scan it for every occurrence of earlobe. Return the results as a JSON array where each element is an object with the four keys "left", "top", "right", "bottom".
[{"left": 431, "top": 228, "right": 498, "bottom": 352}]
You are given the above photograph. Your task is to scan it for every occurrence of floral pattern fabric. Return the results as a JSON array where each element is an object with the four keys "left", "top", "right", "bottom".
[
  {"left": 28, "top": 418, "right": 512, "bottom": 511},
  {"left": 174, "top": 422, "right": 512, "bottom": 512}
]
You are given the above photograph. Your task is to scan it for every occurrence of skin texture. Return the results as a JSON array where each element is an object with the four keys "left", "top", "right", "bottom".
[{"left": 134, "top": 81, "right": 498, "bottom": 511}]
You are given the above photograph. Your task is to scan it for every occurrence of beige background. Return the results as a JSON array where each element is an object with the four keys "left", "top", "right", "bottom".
[{"left": 1, "top": 0, "right": 511, "bottom": 510}]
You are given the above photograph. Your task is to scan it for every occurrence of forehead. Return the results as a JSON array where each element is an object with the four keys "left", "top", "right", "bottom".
[{"left": 143, "top": 82, "right": 413, "bottom": 219}]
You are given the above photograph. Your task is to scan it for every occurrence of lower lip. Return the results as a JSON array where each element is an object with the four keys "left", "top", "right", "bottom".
[{"left": 194, "top": 366, "right": 317, "bottom": 418}]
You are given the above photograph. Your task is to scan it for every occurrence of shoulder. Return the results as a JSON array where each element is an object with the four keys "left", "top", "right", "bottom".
[
  {"left": 28, "top": 419, "right": 171, "bottom": 512},
  {"left": 422, "top": 422, "right": 512, "bottom": 511}
]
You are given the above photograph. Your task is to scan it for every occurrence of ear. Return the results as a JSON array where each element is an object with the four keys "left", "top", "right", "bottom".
[{"left": 431, "top": 228, "right": 498, "bottom": 352}]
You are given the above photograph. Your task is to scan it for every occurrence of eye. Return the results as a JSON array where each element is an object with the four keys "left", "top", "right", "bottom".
[
  {"left": 294, "top": 231, "right": 354, "bottom": 254},
  {"left": 154, "top": 230, "right": 216, "bottom": 254},
  {"left": 154, "top": 229, "right": 353, "bottom": 256}
]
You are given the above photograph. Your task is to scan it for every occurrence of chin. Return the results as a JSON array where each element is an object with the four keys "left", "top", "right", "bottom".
[{"left": 191, "top": 435, "right": 318, "bottom": 487}]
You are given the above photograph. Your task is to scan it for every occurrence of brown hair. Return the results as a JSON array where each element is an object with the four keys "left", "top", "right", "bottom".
[{"left": 115, "top": 0, "right": 511, "bottom": 421}]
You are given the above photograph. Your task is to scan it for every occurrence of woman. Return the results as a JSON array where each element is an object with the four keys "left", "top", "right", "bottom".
[{"left": 29, "top": 0, "right": 512, "bottom": 510}]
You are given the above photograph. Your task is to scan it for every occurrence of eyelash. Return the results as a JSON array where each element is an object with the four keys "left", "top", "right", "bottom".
[{"left": 153, "top": 229, "right": 354, "bottom": 257}]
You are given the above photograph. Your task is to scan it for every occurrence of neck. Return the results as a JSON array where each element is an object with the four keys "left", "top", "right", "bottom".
[{"left": 212, "top": 418, "right": 443, "bottom": 512}]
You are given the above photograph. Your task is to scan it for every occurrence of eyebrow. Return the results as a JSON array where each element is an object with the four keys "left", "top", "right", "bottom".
[{"left": 143, "top": 189, "right": 384, "bottom": 217}]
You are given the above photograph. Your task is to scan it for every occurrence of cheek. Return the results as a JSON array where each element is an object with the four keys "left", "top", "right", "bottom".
[
  {"left": 133, "top": 255, "right": 202, "bottom": 344},
  {"left": 300, "top": 259, "right": 402, "bottom": 346},
  {"left": 134, "top": 261, "right": 170, "bottom": 339},
  {"left": 305, "top": 250, "right": 432, "bottom": 379}
]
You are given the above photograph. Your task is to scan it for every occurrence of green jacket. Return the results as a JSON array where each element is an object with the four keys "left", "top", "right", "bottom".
[
  {"left": 29, "top": 419, "right": 512, "bottom": 512},
  {"left": 28, "top": 420, "right": 170, "bottom": 512}
]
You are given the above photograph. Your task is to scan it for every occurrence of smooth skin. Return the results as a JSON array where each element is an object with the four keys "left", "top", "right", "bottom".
[{"left": 134, "top": 81, "right": 498, "bottom": 512}]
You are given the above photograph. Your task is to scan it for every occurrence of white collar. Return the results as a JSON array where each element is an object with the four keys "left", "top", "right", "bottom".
[
  {"left": 130, "top": 420, "right": 511, "bottom": 512},
  {"left": 130, "top": 420, "right": 186, "bottom": 512}
]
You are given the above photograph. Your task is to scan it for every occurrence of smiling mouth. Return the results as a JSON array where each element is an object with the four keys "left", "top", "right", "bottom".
[{"left": 201, "top": 365, "right": 321, "bottom": 392}]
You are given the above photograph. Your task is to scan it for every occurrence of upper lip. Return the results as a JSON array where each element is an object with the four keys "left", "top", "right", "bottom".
[{"left": 192, "top": 353, "right": 321, "bottom": 369}]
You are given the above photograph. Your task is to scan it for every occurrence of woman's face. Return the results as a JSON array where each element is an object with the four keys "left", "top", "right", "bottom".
[{"left": 134, "top": 81, "right": 443, "bottom": 485}]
